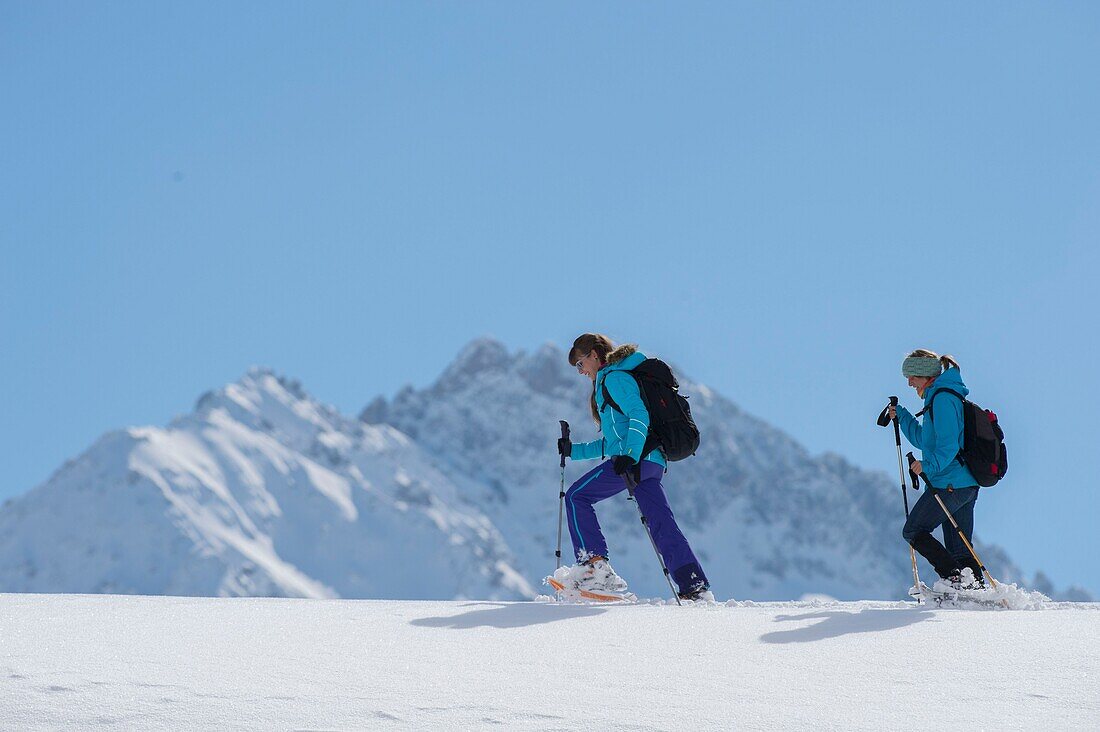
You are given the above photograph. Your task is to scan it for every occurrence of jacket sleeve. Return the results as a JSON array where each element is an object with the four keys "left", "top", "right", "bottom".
[
  {"left": 920, "top": 392, "right": 964, "bottom": 475},
  {"left": 897, "top": 406, "right": 921, "bottom": 447},
  {"left": 604, "top": 371, "right": 650, "bottom": 462},
  {"left": 570, "top": 438, "right": 604, "bottom": 461}
]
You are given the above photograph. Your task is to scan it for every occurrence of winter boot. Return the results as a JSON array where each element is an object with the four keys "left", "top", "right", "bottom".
[
  {"left": 910, "top": 533, "right": 961, "bottom": 581},
  {"left": 677, "top": 582, "right": 714, "bottom": 602},
  {"left": 958, "top": 567, "right": 985, "bottom": 590},
  {"left": 575, "top": 556, "right": 629, "bottom": 593},
  {"left": 958, "top": 560, "right": 986, "bottom": 589},
  {"left": 672, "top": 562, "right": 710, "bottom": 602},
  {"left": 933, "top": 570, "right": 964, "bottom": 594}
]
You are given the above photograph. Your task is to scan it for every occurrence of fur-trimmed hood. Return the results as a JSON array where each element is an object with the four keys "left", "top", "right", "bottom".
[{"left": 606, "top": 343, "right": 637, "bottom": 366}]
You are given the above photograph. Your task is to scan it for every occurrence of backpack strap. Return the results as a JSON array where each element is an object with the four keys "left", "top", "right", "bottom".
[
  {"left": 915, "top": 388, "right": 964, "bottom": 418},
  {"left": 601, "top": 382, "right": 623, "bottom": 416}
]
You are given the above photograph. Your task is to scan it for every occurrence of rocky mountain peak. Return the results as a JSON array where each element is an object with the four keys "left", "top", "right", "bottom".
[{"left": 431, "top": 337, "right": 511, "bottom": 394}]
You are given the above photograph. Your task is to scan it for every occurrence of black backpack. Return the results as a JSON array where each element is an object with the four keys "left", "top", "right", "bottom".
[
  {"left": 920, "top": 388, "right": 1008, "bottom": 487},
  {"left": 600, "top": 358, "right": 700, "bottom": 462}
]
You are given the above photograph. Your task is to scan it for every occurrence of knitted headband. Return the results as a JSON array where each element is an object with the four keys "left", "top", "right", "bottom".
[{"left": 902, "top": 356, "right": 942, "bottom": 378}]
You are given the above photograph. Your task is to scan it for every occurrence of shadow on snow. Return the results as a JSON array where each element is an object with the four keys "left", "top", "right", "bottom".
[
  {"left": 760, "top": 608, "right": 932, "bottom": 644},
  {"left": 410, "top": 601, "right": 607, "bottom": 630}
]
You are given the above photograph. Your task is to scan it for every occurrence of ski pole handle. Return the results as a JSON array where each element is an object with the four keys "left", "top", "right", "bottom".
[
  {"left": 877, "top": 396, "right": 900, "bottom": 427},
  {"left": 890, "top": 396, "right": 904, "bottom": 449},
  {"left": 906, "top": 451, "right": 929, "bottom": 489},
  {"left": 559, "top": 420, "right": 570, "bottom": 469}
]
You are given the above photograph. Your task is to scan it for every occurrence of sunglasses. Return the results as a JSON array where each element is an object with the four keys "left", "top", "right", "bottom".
[{"left": 572, "top": 355, "right": 587, "bottom": 371}]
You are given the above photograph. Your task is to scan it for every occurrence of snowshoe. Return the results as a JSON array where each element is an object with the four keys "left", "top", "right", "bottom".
[
  {"left": 919, "top": 581, "right": 1006, "bottom": 609},
  {"left": 545, "top": 562, "right": 635, "bottom": 604},
  {"left": 575, "top": 557, "right": 629, "bottom": 593}
]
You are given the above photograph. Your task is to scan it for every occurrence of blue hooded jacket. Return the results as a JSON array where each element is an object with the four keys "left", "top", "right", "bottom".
[
  {"left": 896, "top": 367, "right": 978, "bottom": 489},
  {"left": 569, "top": 345, "right": 666, "bottom": 468}
]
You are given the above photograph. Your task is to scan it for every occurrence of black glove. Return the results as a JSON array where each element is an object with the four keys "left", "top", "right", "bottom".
[
  {"left": 557, "top": 438, "right": 571, "bottom": 458},
  {"left": 611, "top": 455, "right": 636, "bottom": 475},
  {"left": 612, "top": 455, "right": 640, "bottom": 487}
]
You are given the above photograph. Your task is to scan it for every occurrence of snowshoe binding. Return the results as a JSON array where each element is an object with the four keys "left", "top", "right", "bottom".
[{"left": 545, "top": 557, "right": 635, "bottom": 603}]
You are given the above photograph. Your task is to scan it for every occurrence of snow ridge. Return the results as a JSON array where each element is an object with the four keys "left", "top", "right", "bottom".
[{"left": 0, "top": 368, "right": 532, "bottom": 600}]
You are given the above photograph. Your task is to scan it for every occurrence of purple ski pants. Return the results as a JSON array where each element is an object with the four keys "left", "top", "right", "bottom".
[{"left": 564, "top": 459, "right": 707, "bottom": 593}]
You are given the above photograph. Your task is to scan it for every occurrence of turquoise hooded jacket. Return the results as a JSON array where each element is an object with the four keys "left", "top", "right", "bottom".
[
  {"left": 896, "top": 367, "right": 978, "bottom": 489},
  {"left": 569, "top": 345, "right": 666, "bottom": 468}
]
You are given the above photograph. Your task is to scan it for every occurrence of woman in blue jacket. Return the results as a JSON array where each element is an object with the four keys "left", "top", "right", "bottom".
[
  {"left": 556, "top": 333, "right": 711, "bottom": 600},
  {"left": 889, "top": 349, "right": 983, "bottom": 588}
]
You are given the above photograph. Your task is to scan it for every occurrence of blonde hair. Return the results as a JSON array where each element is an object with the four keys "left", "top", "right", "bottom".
[
  {"left": 570, "top": 333, "right": 615, "bottom": 426},
  {"left": 907, "top": 348, "right": 960, "bottom": 372}
]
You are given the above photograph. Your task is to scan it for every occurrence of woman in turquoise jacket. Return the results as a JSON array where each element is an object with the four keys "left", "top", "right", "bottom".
[
  {"left": 889, "top": 349, "right": 982, "bottom": 587},
  {"left": 556, "top": 333, "right": 710, "bottom": 600}
]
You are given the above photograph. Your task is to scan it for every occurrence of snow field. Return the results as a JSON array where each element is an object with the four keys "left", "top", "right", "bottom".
[{"left": 2, "top": 593, "right": 1098, "bottom": 730}]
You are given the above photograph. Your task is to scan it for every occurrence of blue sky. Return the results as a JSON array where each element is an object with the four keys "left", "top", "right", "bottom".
[{"left": 2, "top": 2, "right": 1098, "bottom": 594}]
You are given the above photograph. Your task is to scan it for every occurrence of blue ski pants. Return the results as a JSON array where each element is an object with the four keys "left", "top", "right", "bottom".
[
  {"left": 564, "top": 459, "right": 708, "bottom": 593},
  {"left": 903, "top": 486, "right": 979, "bottom": 570}
]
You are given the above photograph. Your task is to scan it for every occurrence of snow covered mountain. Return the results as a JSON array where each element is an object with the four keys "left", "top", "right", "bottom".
[
  {"left": 0, "top": 369, "right": 532, "bottom": 600},
  {"left": 0, "top": 339, "right": 1088, "bottom": 601}
]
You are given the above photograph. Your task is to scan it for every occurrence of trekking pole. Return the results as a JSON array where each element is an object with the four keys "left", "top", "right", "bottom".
[
  {"left": 555, "top": 421, "right": 569, "bottom": 571},
  {"left": 625, "top": 472, "right": 681, "bottom": 606},
  {"left": 879, "top": 397, "right": 923, "bottom": 601},
  {"left": 907, "top": 452, "right": 999, "bottom": 591}
]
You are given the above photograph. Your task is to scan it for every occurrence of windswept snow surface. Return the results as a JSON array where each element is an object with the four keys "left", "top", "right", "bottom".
[{"left": 2, "top": 594, "right": 1098, "bottom": 731}]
